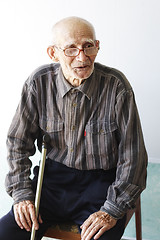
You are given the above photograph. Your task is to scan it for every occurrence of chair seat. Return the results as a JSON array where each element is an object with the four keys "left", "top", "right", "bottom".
[{"left": 44, "top": 222, "right": 80, "bottom": 240}]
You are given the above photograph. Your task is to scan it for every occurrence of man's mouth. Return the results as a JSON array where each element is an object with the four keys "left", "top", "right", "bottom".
[{"left": 74, "top": 65, "right": 89, "bottom": 70}]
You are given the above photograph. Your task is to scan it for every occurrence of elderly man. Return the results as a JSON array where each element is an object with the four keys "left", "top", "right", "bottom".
[{"left": 0, "top": 17, "right": 147, "bottom": 240}]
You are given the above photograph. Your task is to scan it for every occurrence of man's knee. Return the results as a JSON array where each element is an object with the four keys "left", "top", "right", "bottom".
[
  {"left": 0, "top": 210, "right": 30, "bottom": 240},
  {"left": 98, "top": 215, "right": 126, "bottom": 240}
]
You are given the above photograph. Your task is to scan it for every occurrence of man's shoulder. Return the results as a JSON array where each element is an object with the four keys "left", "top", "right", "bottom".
[
  {"left": 95, "top": 62, "right": 132, "bottom": 91},
  {"left": 94, "top": 62, "right": 112, "bottom": 75},
  {"left": 24, "top": 63, "right": 60, "bottom": 91},
  {"left": 30, "top": 63, "right": 60, "bottom": 80}
]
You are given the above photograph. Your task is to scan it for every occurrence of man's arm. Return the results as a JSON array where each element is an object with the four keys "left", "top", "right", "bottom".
[
  {"left": 5, "top": 79, "right": 39, "bottom": 203},
  {"left": 80, "top": 87, "right": 147, "bottom": 240},
  {"left": 100, "top": 89, "right": 147, "bottom": 219},
  {"left": 5, "top": 79, "right": 40, "bottom": 230}
]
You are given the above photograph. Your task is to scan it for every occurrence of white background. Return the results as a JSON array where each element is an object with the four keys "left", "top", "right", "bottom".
[{"left": 0, "top": 0, "right": 160, "bottom": 217}]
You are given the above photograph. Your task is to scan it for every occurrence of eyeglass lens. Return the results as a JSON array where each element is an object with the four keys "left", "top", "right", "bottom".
[{"left": 65, "top": 47, "right": 98, "bottom": 57}]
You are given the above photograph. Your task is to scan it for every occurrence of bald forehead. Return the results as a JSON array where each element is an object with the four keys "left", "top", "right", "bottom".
[
  {"left": 55, "top": 17, "right": 95, "bottom": 31},
  {"left": 51, "top": 17, "right": 96, "bottom": 45}
]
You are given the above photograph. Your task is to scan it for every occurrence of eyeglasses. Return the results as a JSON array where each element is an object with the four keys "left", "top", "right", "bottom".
[{"left": 54, "top": 45, "right": 99, "bottom": 57}]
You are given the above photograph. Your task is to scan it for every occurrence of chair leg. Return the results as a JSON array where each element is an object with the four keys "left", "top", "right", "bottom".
[{"left": 135, "top": 197, "right": 142, "bottom": 240}]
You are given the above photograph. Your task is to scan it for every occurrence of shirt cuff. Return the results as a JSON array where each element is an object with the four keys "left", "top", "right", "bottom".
[
  {"left": 100, "top": 201, "right": 125, "bottom": 219},
  {"left": 12, "top": 188, "right": 35, "bottom": 205}
]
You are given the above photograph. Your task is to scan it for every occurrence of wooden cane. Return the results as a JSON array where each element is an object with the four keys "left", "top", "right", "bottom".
[{"left": 30, "top": 135, "right": 49, "bottom": 240}]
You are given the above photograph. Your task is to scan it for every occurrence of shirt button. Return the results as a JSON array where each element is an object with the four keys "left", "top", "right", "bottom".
[
  {"left": 70, "top": 89, "right": 78, "bottom": 94},
  {"left": 73, "top": 102, "right": 77, "bottom": 107},
  {"left": 70, "top": 148, "right": 74, "bottom": 152},
  {"left": 100, "top": 129, "right": 104, "bottom": 134},
  {"left": 72, "top": 126, "right": 76, "bottom": 130}
]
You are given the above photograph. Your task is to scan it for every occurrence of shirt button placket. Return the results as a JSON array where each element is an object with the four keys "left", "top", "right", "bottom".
[{"left": 69, "top": 94, "right": 78, "bottom": 157}]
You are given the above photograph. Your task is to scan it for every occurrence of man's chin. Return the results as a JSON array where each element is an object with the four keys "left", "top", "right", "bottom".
[{"left": 74, "top": 70, "right": 93, "bottom": 81}]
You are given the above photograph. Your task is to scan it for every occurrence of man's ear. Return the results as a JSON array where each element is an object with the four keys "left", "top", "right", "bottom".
[
  {"left": 47, "top": 46, "right": 59, "bottom": 62},
  {"left": 95, "top": 40, "right": 100, "bottom": 50}
]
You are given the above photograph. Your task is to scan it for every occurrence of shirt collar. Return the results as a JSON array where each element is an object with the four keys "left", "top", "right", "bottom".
[
  {"left": 57, "top": 65, "right": 96, "bottom": 100},
  {"left": 77, "top": 71, "right": 95, "bottom": 100},
  {"left": 57, "top": 67, "right": 72, "bottom": 98}
]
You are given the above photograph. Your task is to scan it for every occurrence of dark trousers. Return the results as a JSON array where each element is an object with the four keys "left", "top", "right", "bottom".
[{"left": 0, "top": 159, "right": 126, "bottom": 240}]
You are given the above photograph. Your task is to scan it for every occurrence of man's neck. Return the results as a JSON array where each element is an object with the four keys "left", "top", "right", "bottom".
[{"left": 66, "top": 78, "right": 86, "bottom": 87}]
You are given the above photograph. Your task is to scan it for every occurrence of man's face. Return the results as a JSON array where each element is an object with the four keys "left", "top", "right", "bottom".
[{"left": 54, "top": 23, "right": 99, "bottom": 85}]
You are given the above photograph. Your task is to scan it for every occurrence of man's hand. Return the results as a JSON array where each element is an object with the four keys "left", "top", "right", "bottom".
[
  {"left": 13, "top": 200, "right": 43, "bottom": 232},
  {"left": 80, "top": 211, "right": 117, "bottom": 240}
]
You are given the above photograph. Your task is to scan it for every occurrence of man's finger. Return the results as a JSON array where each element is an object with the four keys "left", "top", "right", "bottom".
[
  {"left": 14, "top": 206, "right": 24, "bottom": 229},
  {"left": 39, "top": 214, "right": 43, "bottom": 224},
  {"left": 22, "top": 205, "right": 32, "bottom": 229},
  {"left": 93, "top": 225, "right": 110, "bottom": 240},
  {"left": 82, "top": 222, "right": 109, "bottom": 240},
  {"left": 81, "top": 217, "right": 100, "bottom": 240},
  {"left": 19, "top": 211, "right": 31, "bottom": 232},
  {"left": 28, "top": 203, "right": 39, "bottom": 230},
  {"left": 81, "top": 213, "right": 99, "bottom": 238},
  {"left": 81, "top": 219, "right": 92, "bottom": 237}
]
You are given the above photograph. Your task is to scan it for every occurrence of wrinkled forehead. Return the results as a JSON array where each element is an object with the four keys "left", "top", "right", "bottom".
[{"left": 62, "top": 38, "right": 95, "bottom": 49}]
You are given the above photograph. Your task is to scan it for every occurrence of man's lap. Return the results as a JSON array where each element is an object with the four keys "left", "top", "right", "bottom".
[
  {"left": 0, "top": 208, "right": 52, "bottom": 240},
  {"left": 0, "top": 160, "right": 126, "bottom": 240},
  {"left": 0, "top": 208, "right": 126, "bottom": 240}
]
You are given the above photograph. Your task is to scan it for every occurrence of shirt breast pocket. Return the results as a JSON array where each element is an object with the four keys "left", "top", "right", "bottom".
[
  {"left": 85, "top": 121, "right": 118, "bottom": 158},
  {"left": 39, "top": 119, "right": 65, "bottom": 149}
]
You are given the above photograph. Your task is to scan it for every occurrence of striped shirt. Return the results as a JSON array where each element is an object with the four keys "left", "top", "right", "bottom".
[{"left": 5, "top": 62, "right": 147, "bottom": 219}]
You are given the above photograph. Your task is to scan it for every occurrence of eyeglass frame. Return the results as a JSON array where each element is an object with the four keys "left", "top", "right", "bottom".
[{"left": 53, "top": 40, "right": 100, "bottom": 57}]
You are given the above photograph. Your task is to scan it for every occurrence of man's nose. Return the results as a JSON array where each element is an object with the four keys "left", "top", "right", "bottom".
[{"left": 76, "top": 49, "right": 88, "bottom": 61}]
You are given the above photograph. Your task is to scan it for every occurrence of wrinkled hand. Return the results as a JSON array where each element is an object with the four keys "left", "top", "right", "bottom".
[
  {"left": 13, "top": 200, "right": 43, "bottom": 232},
  {"left": 80, "top": 211, "right": 117, "bottom": 240}
]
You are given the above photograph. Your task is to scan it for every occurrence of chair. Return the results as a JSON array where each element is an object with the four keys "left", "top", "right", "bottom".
[
  {"left": 43, "top": 197, "right": 142, "bottom": 240},
  {"left": 125, "top": 197, "right": 142, "bottom": 240}
]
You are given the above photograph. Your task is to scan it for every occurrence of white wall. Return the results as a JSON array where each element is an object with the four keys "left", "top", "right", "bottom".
[{"left": 0, "top": 0, "right": 160, "bottom": 216}]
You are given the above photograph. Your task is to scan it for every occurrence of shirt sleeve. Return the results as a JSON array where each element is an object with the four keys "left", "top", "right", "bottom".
[
  {"left": 100, "top": 88, "right": 148, "bottom": 219},
  {"left": 5, "top": 79, "right": 39, "bottom": 204}
]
